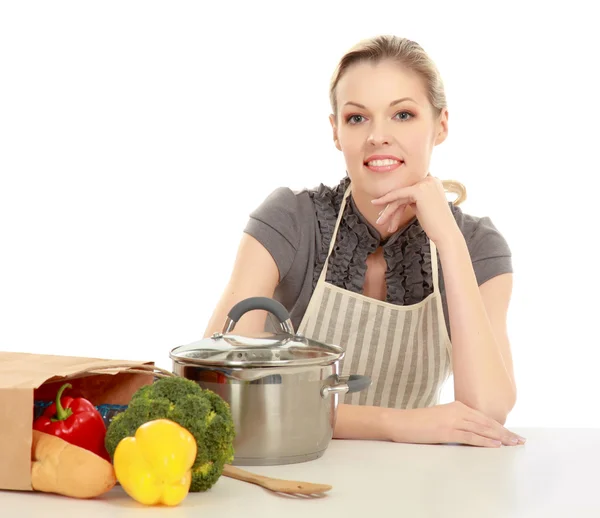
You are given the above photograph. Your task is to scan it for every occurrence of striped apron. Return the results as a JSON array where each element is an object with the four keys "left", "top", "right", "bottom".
[{"left": 298, "top": 185, "right": 453, "bottom": 409}]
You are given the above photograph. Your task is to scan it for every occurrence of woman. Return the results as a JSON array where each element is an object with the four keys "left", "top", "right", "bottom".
[{"left": 204, "top": 35, "right": 524, "bottom": 448}]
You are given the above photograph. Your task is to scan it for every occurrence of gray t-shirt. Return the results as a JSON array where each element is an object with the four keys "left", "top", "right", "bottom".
[{"left": 244, "top": 177, "right": 513, "bottom": 339}]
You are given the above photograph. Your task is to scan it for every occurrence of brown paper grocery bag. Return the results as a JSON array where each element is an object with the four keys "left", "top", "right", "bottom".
[{"left": 0, "top": 351, "right": 173, "bottom": 492}]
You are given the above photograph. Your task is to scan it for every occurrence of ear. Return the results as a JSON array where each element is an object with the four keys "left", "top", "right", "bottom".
[
  {"left": 434, "top": 108, "right": 449, "bottom": 146},
  {"left": 329, "top": 114, "right": 342, "bottom": 151}
]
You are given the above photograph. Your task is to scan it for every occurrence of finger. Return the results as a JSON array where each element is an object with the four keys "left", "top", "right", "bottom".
[
  {"left": 460, "top": 419, "right": 519, "bottom": 446},
  {"left": 376, "top": 200, "right": 402, "bottom": 226},
  {"left": 465, "top": 409, "right": 526, "bottom": 444},
  {"left": 371, "top": 187, "right": 415, "bottom": 206},
  {"left": 387, "top": 204, "right": 406, "bottom": 233},
  {"left": 453, "top": 430, "right": 502, "bottom": 448}
]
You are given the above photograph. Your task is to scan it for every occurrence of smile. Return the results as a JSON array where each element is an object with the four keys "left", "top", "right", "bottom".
[{"left": 364, "top": 158, "right": 403, "bottom": 172}]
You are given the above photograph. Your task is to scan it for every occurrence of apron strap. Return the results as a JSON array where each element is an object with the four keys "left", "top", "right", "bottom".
[
  {"left": 430, "top": 240, "right": 441, "bottom": 294},
  {"left": 316, "top": 185, "right": 352, "bottom": 284}
]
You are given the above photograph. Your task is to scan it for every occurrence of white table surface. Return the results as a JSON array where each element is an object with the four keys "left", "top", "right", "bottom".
[{"left": 1, "top": 428, "right": 598, "bottom": 518}]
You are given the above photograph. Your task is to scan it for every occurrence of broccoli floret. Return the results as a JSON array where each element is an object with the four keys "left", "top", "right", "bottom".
[{"left": 105, "top": 376, "right": 236, "bottom": 492}]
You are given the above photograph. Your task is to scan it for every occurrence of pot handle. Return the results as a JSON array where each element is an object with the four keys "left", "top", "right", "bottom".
[
  {"left": 224, "top": 297, "right": 294, "bottom": 334},
  {"left": 321, "top": 374, "right": 372, "bottom": 398}
]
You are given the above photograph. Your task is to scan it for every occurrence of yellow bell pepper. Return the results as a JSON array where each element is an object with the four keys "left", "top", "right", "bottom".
[{"left": 113, "top": 419, "right": 197, "bottom": 506}]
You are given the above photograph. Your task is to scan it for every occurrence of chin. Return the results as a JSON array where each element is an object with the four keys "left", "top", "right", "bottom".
[{"left": 357, "top": 174, "right": 405, "bottom": 199}]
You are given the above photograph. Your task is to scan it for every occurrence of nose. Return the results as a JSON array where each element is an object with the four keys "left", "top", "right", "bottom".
[{"left": 367, "top": 121, "right": 393, "bottom": 147}]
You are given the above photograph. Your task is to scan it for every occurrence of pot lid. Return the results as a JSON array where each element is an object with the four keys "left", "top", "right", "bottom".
[
  {"left": 171, "top": 297, "right": 346, "bottom": 368},
  {"left": 169, "top": 331, "right": 345, "bottom": 368}
]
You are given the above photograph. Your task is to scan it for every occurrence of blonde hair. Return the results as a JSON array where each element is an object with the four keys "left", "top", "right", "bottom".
[{"left": 330, "top": 35, "right": 467, "bottom": 206}]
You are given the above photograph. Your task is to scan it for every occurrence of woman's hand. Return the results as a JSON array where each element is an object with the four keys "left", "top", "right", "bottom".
[
  {"left": 385, "top": 401, "right": 526, "bottom": 448},
  {"left": 371, "top": 175, "right": 460, "bottom": 247}
]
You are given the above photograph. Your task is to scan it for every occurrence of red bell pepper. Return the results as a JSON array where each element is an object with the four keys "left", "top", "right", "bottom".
[{"left": 33, "top": 382, "right": 111, "bottom": 462}]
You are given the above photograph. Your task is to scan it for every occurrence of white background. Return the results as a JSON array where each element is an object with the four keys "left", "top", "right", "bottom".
[{"left": 1, "top": 1, "right": 598, "bottom": 428}]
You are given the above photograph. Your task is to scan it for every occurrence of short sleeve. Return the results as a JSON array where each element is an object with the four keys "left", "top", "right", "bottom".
[
  {"left": 451, "top": 204, "right": 513, "bottom": 286},
  {"left": 243, "top": 187, "right": 301, "bottom": 282}
]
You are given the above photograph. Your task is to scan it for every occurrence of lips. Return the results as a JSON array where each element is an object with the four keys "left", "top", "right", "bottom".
[{"left": 364, "top": 155, "right": 404, "bottom": 173}]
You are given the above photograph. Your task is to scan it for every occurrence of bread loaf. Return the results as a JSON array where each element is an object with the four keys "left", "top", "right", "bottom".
[{"left": 31, "top": 430, "right": 117, "bottom": 498}]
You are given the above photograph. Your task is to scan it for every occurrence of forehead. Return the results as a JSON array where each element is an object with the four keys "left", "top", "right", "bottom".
[{"left": 336, "top": 60, "right": 428, "bottom": 108}]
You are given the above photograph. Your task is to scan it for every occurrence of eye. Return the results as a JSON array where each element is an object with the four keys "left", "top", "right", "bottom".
[
  {"left": 395, "top": 111, "right": 414, "bottom": 121},
  {"left": 345, "top": 114, "right": 365, "bottom": 124}
]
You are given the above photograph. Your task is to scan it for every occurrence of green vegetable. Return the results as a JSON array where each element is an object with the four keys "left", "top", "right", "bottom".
[{"left": 105, "top": 376, "right": 235, "bottom": 492}]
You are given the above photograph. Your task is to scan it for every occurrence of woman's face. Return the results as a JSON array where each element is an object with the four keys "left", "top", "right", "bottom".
[{"left": 330, "top": 60, "right": 448, "bottom": 201}]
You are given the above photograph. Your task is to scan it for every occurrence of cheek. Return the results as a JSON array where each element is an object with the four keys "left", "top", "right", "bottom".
[
  {"left": 405, "top": 130, "right": 435, "bottom": 161},
  {"left": 403, "top": 126, "right": 427, "bottom": 148},
  {"left": 338, "top": 131, "right": 364, "bottom": 158}
]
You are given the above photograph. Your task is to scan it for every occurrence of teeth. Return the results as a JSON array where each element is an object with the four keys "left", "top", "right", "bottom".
[{"left": 367, "top": 159, "right": 400, "bottom": 166}]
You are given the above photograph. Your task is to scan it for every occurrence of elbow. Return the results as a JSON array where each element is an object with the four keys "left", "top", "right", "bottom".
[
  {"left": 491, "top": 410, "right": 509, "bottom": 426},
  {"left": 472, "top": 403, "right": 511, "bottom": 426},
  {"left": 458, "top": 387, "right": 517, "bottom": 426},
  {"left": 478, "top": 391, "right": 517, "bottom": 426}
]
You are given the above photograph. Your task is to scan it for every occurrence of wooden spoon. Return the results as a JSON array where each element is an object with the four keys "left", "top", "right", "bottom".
[{"left": 222, "top": 464, "right": 332, "bottom": 495}]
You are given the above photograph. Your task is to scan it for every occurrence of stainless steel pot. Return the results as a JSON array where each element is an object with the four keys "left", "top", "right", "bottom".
[{"left": 169, "top": 296, "right": 370, "bottom": 466}]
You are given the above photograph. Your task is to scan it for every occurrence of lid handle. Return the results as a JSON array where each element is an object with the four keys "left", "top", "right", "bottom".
[{"left": 223, "top": 297, "right": 294, "bottom": 334}]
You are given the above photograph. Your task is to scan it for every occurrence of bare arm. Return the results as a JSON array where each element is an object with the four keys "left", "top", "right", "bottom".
[
  {"left": 333, "top": 404, "right": 395, "bottom": 441},
  {"left": 203, "top": 233, "right": 281, "bottom": 338},
  {"left": 438, "top": 232, "right": 516, "bottom": 424},
  {"left": 333, "top": 400, "right": 524, "bottom": 447},
  {"left": 369, "top": 177, "right": 517, "bottom": 425}
]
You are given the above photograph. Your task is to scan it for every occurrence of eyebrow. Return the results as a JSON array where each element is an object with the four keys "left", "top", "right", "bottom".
[{"left": 343, "top": 97, "right": 418, "bottom": 109}]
